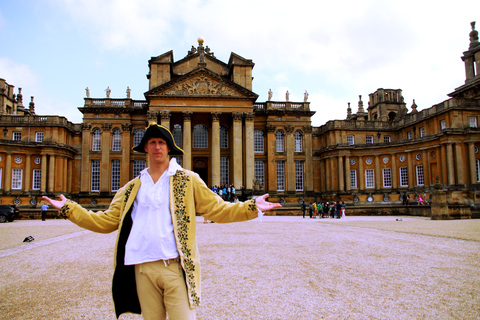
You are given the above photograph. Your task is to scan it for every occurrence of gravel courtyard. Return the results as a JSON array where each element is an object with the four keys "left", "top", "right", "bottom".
[{"left": 1, "top": 216, "right": 479, "bottom": 320}]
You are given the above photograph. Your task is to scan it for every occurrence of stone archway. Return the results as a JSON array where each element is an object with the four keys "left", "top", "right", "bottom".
[{"left": 193, "top": 157, "right": 209, "bottom": 186}]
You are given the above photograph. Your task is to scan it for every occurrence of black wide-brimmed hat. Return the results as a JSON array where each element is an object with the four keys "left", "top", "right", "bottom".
[{"left": 132, "top": 123, "right": 184, "bottom": 155}]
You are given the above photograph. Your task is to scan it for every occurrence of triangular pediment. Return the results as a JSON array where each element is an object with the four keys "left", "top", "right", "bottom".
[{"left": 145, "top": 68, "right": 258, "bottom": 100}]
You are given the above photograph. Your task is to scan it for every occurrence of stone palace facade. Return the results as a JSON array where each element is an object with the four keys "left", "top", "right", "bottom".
[{"left": 1, "top": 23, "right": 479, "bottom": 218}]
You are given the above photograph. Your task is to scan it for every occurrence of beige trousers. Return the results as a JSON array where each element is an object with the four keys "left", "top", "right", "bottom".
[{"left": 134, "top": 260, "right": 196, "bottom": 320}]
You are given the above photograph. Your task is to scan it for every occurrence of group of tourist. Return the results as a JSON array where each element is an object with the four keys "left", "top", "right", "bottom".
[
  {"left": 302, "top": 201, "right": 346, "bottom": 219},
  {"left": 402, "top": 192, "right": 429, "bottom": 205},
  {"left": 210, "top": 184, "right": 247, "bottom": 202}
]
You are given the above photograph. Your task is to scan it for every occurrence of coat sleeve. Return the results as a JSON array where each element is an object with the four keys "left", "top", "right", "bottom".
[
  {"left": 59, "top": 183, "right": 133, "bottom": 233},
  {"left": 190, "top": 173, "right": 259, "bottom": 223}
]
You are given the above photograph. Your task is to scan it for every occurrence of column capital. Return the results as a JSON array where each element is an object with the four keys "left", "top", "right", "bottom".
[
  {"left": 244, "top": 112, "right": 255, "bottom": 121},
  {"left": 285, "top": 125, "right": 295, "bottom": 133},
  {"left": 183, "top": 111, "right": 193, "bottom": 121},
  {"left": 211, "top": 111, "right": 222, "bottom": 121},
  {"left": 232, "top": 111, "right": 242, "bottom": 121},
  {"left": 266, "top": 124, "right": 276, "bottom": 133},
  {"left": 303, "top": 125, "right": 312, "bottom": 133},
  {"left": 147, "top": 110, "right": 158, "bottom": 122},
  {"left": 160, "top": 110, "right": 171, "bottom": 120},
  {"left": 102, "top": 123, "right": 112, "bottom": 131},
  {"left": 121, "top": 123, "right": 132, "bottom": 132},
  {"left": 82, "top": 123, "right": 92, "bottom": 131}
]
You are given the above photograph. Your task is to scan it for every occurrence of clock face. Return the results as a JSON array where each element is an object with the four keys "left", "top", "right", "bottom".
[
  {"left": 399, "top": 155, "right": 405, "bottom": 162},
  {"left": 383, "top": 156, "right": 389, "bottom": 164}
]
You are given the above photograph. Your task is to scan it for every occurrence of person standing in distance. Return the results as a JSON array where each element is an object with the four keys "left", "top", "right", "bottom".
[{"left": 43, "top": 123, "right": 281, "bottom": 320}]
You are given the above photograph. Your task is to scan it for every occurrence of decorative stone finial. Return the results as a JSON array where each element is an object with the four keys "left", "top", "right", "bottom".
[
  {"left": 29, "top": 96, "right": 35, "bottom": 114},
  {"left": 198, "top": 37, "right": 204, "bottom": 45},
  {"left": 347, "top": 102, "right": 352, "bottom": 118},
  {"left": 411, "top": 99, "right": 418, "bottom": 113},
  {"left": 357, "top": 95, "right": 365, "bottom": 113},
  {"left": 469, "top": 21, "right": 479, "bottom": 49}
]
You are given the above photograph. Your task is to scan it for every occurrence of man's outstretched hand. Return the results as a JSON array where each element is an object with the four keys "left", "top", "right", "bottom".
[
  {"left": 255, "top": 194, "right": 282, "bottom": 212},
  {"left": 42, "top": 194, "right": 67, "bottom": 210}
]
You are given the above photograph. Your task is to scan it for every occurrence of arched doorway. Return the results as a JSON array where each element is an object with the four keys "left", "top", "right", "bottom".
[{"left": 193, "top": 157, "right": 209, "bottom": 186}]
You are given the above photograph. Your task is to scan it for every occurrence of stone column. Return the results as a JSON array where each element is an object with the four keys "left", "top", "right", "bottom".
[
  {"left": 211, "top": 111, "right": 221, "bottom": 187},
  {"left": 468, "top": 142, "right": 477, "bottom": 184},
  {"left": 4, "top": 153, "right": 12, "bottom": 192},
  {"left": 232, "top": 112, "right": 243, "bottom": 188},
  {"left": 455, "top": 143, "right": 465, "bottom": 185},
  {"left": 81, "top": 124, "right": 92, "bottom": 192},
  {"left": 345, "top": 156, "right": 351, "bottom": 191},
  {"left": 25, "top": 154, "right": 31, "bottom": 192},
  {"left": 160, "top": 111, "right": 171, "bottom": 129},
  {"left": 63, "top": 157, "right": 68, "bottom": 193},
  {"left": 68, "top": 158, "right": 73, "bottom": 193},
  {"left": 100, "top": 123, "right": 112, "bottom": 192},
  {"left": 48, "top": 155, "right": 55, "bottom": 193},
  {"left": 41, "top": 154, "right": 47, "bottom": 192},
  {"left": 422, "top": 149, "right": 429, "bottom": 186},
  {"left": 121, "top": 123, "right": 132, "bottom": 185},
  {"left": 391, "top": 154, "right": 398, "bottom": 188},
  {"left": 446, "top": 143, "right": 455, "bottom": 185},
  {"left": 358, "top": 156, "right": 364, "bottom": 190},
  {"left": 147, "top": 110, "right": 158, "bottom": 126},
  {"left": 325, "top": 157, "right": 331, "bottom": 191},
  {"left": 338, "top": 156, "right": 344, "bottom": 192},
  {"left": 182, "top": 111, "right": 192, "bottom": 170},
  {"left": 374, "top": 155, "right": 380, "bottom": 190},
  {"left": 407, "top": 152, "right": 414, "bottom": 187},
  {"left": 266, "top": 125, "right": 276, "bottom": 192},
  {"left": 285, "top": 125, "right": 295, "bottom": 192},
  {"left": 244, "top": 112, "right": 255, "bottom": 190},
  {"left": 303, "top": 125, "right": 313, "bottom": 192}
]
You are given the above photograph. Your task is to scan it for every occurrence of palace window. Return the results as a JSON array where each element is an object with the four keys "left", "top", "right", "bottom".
[
  {"left": 366, "top": 135, "right": 374, "bottom": 144},
  {"left": 254, "top": 131, "right": 264, "bottom": 153},
  {"left": 12, "top": 168, "right": 23, "bottom": 190},
  {"left": 175, "top": 157, "right": 182, "bottom": 167},
  {"left": 112, "top": 129, "right": 121, "bottom": 151},
  {"left": 400, "top": 167, "right": 408, "bottom": 187},
  {"left": 275, "top": 131, "right": 284, "bottom": 152},
  {"left": 220, "top": 125, "right": 228, "bottom": 149},
  {"left": 173, "top": 124, "right": 182, "bottom": 148},
  {"left": 383, "top": 168, "right": 392, "bottom": 188},
  {"left": 133, "top": 129, "right": 145, "bottom": 147},
  {"left": 13, "top": 132, "right": 21, "bottom": 141},
  {"left": 91, "top": 160, "right": 100, "bottom": 192},
  {"left": 294, "top": 131, "right": 303, "bottom": 152},
  {"left": 416, "top": 165, "right": 424, "bottom": 186},
  {"left": 384, "top": 136, "right": 391, "bottom": 143},
  {"left": 347, "top": 135, "right": 355, "bottom": 145},
  {"left": 254, "top": 160, "right": 265, "bottom": 189},
  {"left": 350, "top": 170, "right": 357, "bottom": 189},
  {"left": 469, "top": 116, "right": 477, "bottom": 128},
  {"left": 365, "top": 169, "right": 374, "bottom": 189},
  {"left": 440, "top": 119, "right": 446, "bottom": 130},
  {"left": 111, "top": 160, "right": 120, "bottom": 192},
  {"left": 133, "top": 160, "right": 146, "bottom": 178},
  {"left": 295, "top": 161, "right": 304, "bottom": 191},
  {"left": 220, "top": 157, "right": 229, "bottom": 185},
  {"left": 92, "top": 129, "right": 101, "bottom": 151},
  {"left": 35, "top": 132, "right": 44, "bottom": 142},
  {"left": 419, "top": 127, "right": 425, "bottom": 138},
  {"left": 407, "top": 131, "right": 412, "bottom": 140},
  {"left": 193, "top": 125, "right": 208, "bottom": 148},
  {"left": 477, "top": 159, "right": 480, "bottom": 182},
  {"left": 276, "top": 161, "right": 285, "bottom": 191},
  {"left": 32, "top": 169, "right": 41, "bottom": 190}
]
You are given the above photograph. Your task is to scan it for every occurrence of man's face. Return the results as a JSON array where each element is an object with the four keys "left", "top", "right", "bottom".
[{"left": 144, "top": 137, "right": 171, "bottom": 164}]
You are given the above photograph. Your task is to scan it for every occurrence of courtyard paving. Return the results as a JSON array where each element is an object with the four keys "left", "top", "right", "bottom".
[{"left": 1, "top": 215, "right": 479, "bottom": 319}]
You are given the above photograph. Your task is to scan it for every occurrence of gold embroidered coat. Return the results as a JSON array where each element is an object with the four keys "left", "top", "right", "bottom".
[{"left": 60, "top": 169, "right": 259, "bottom": 318}]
